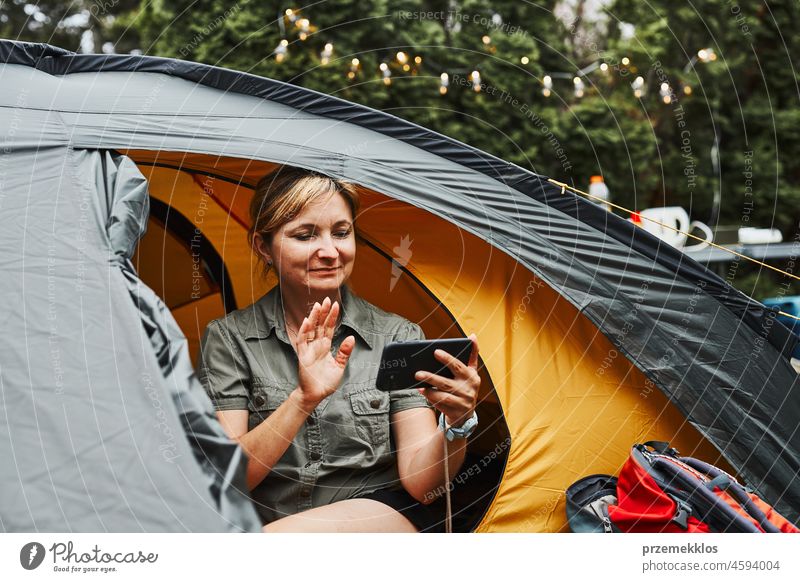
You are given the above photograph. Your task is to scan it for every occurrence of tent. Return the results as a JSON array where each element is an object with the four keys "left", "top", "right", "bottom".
[{"left": 1, "top": 40, "right": 798, "bottom": 532}]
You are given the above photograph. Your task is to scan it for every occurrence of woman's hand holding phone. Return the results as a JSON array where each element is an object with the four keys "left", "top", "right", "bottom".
[
  {"left": 414, "top": 334, "right": 481, "bottom": 428},
  {"left": 293, "top": 297, "right": 355, "bottom": 410}
]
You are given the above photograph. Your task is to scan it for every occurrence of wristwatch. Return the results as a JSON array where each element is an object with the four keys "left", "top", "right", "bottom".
[{"left": 438, "top": 411, "right": 478, "bottom": 441}]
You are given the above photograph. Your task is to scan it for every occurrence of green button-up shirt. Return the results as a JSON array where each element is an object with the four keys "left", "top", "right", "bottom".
[{"left": 198, "top": 284, "right": 432, "bottom": 524}]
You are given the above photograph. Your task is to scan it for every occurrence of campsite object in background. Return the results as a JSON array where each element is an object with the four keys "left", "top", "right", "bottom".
[
  {"left": 738, "top": 227, "right": 783, "bottom": 245},
  {"left": 763, "top": 297, "right": 800, "bottom": 374},
  {"left": 763, "top": 296, "right": 800, "bottom": 340},
  {"left": 588, "top": 175, "right": 610, "bottom": 211},
  {"left": 1, "top": 40, "right": 799, "bottom": 533},
  {"left": 632, "top": 206, "right": 713, "bottom": 251}
]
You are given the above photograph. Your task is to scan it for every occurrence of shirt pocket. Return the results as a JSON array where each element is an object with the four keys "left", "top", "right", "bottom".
[
  {"left": 247, "top": 378, "right": 290, "bottom": 432},
  {"left": 348, "top": 389, "right": 391, "bottom": 447}
]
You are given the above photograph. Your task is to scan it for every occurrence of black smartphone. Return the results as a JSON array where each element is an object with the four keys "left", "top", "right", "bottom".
[{"left": 375, "top": 338, "right": 473, "bottom": 391}]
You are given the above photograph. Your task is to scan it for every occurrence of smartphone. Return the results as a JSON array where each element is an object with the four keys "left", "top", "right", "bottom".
[{"left": 375, "top": 338, "right": 473, "bottom": 391}]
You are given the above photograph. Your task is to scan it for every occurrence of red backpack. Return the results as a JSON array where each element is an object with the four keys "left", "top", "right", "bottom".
[{"left": 566, "top": 441, "right": 799, "bottom": 533}]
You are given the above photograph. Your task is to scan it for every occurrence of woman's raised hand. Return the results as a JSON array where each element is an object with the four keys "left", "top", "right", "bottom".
[{"left": 294, "top": 296, "right": 356, "bottom": 408}]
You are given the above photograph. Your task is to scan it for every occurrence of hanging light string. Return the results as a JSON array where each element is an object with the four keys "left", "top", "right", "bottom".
[
  {"left": 547, "top": 178, "right": 800, "bottom": 322},
  {"left": 273, "top": 8, "right": 697, "bottom": 98},
  {"left": 270, "top": 11, "right": 796, "bottom": 320}
]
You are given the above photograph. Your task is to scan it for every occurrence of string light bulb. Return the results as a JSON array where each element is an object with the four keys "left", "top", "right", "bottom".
[
  {"left": 320, "top": 42, "right": 333, "bottom": 65},
  {"left": 621, "top": 56, "right": 630, "bottom": 66},
  {"left": 470, "top": 70, "right": 482, "bottom": 92},
  {"left": 482, "top": 35, "right": 491, "bottom": 45},
  {"left": 521, "top": 56, "right": 529, "bottom": 65},
  {"left": 414, "top": 56, "right": 422, "bottom": 65},
  {"left": 631, "top": 75, "right": 645, "bottom": 98},
  {"left": 600, "top": 62, "right": 609, "bottom": 72},
  {"left": 396, "top": 51, "right": 408, "bottom": 65},
  {"left": 348, "top": 57, "right": 359, "bottom": 80},
  {"left": 296, "top": 17, "right": 310, "bottom": 40},
  {"left": 659, "top": 81, "right": 672, "bottom": 104},
  {"left": 275, "top": 39, "right": 288, "bottom": 63},
  {"left": 697, "top": 48, "right": 717, "bottom": 62},
  {"left": 380, "top": 62, "right": 391, "bottom": 85},
  {"left": 542, "top": 75, "right": 552, "bottom": 97},
  {"left": 574, "top": 76, "right": 585, "bottom": 98},
  {"left": 439, "top": 72, "right": 449, "bottom": 95}
]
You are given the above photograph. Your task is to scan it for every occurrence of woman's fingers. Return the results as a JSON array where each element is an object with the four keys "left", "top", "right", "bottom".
[
  {"left": 295, "top": 316, "right": 311, "bottom": 348},
  {"left": 315, "top": 297, "right": 331, "bottom": 339},
  {"left": 322, "top": 300, "right": 339, "bottom": 340},
  {"left": 417, "top": 337, "right": 481, "bottom": 423},
  {"left": 301, "top": 299, "right": 330, "bottom": 342},
  {"left": 334, "top": 335, "right": 356, "bottom": 367},
  {"left": 432, "top": 348, "right": 469, "bottom": 378},
  {"left": 418, "top": 386, "right": 454, "bottom": 405},
  {"left": 418, "top": 387, "right": 463, "bottom": 417},
  {"left": 414, "top": 370, "right": 455, "bottom": 392},
  {"left": 419, "top": 387, "right": 473, "bottom": 426},
  {"left": 467, "top": 333, "right": 480, "bottom": 369},
  {"left": 305, "top": 302, "right": 321, "bottom": 340}
]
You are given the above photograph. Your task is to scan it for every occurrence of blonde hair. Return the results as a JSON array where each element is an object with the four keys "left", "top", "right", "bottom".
[{"left": 248, "top": 166, "right": 360, "bottom": 275}]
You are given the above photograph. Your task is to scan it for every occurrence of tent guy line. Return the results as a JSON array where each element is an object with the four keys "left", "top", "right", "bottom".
[{"left": 548, "top": 177, "right": 800, "bottom": 323}]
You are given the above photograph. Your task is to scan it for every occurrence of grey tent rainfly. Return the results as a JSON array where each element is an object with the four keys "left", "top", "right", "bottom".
[{"left": 0, "top": 40, "right": 798, "bottom": 532}]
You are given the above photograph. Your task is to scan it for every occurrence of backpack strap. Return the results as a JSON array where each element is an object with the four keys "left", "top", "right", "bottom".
[
  {"left": 682, "top": 457, "right": 781, "bottom": 533},
  {"left": 641, "top": 441, "right": 679, "bottom": 456},
  {"left": 705, "top": 474, "right": 731, "bottom": 491},
  {"left": 650, "top": 456, "right": 762, "bottom": 532}
]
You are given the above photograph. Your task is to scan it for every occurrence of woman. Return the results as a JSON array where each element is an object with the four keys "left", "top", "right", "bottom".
[{"left": 198, "top": 166, "right": 480, "bottom": 532}]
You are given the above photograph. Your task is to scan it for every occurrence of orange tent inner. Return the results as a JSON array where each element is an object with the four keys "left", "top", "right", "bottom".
[{"left": 126, "top": 149, "right": 730, "bottom": 532}]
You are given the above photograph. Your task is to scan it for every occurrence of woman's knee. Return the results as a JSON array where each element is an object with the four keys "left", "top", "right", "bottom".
[{"left": 261, "top": 499, "right": 417, "bottom": 533}]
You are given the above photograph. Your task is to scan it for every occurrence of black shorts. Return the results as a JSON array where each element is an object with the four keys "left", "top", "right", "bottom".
[{"left": 357, "top": 488, "right": 447, "bottom": 533}]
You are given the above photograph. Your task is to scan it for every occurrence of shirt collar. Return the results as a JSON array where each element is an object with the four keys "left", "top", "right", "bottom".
[{"left": 244, "top": 284, "right": 375, "bottom": 349}]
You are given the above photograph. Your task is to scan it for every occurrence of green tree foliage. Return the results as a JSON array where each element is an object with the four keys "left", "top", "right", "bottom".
[
  {"left": 1, "top": 0, "right": 140, "bottom": 54},
  {"left": 607, "top": 0, "right": 800, "bottom": 231},
  {"left": 136, "top": 0, "right": 551, "bottom": 172},
  {"left": 3, "top": 0, "right": 798, "bottom": 299},
  {"left": 606, "top": 0, "right": 799, "bottom": 297}
]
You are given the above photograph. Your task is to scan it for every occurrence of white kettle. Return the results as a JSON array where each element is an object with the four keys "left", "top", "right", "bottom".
[{"left": 634, "top": 207, "right": 713, "bottom": 251}]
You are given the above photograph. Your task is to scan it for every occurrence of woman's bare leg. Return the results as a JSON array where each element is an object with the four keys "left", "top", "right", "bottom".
[{"left": 262, "top": 499, "right": 418, "bottom": 533}]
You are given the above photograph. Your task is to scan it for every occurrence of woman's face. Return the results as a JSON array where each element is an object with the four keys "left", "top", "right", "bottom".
[{"left": 256, "top": 191, "right": 356, "bottom": 295}]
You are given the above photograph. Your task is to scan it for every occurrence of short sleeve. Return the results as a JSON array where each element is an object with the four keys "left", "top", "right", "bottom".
[
  {"left": 198, "top": 320, "right": 250, "bottom": 411},
  {"left": 388, "top": 320, "right": 435, "bottom": 415}
]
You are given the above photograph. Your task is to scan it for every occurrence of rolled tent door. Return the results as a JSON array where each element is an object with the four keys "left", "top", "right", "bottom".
[{"left": 0, "top": 143, "right": 260, "bottom": 531}]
